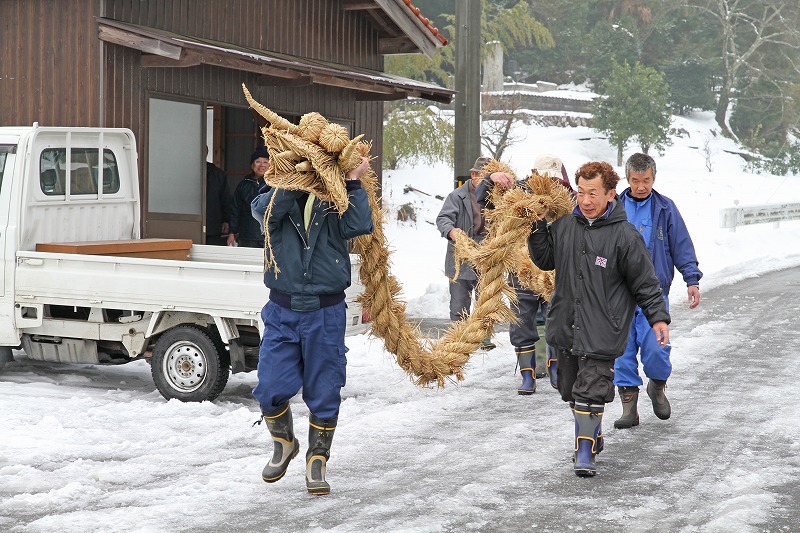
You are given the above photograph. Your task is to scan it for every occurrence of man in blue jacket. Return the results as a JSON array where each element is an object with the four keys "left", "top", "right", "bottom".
[
  {"left": 250, "top": 156, "right": 373, "bottom": 495},
  {"left": 613, "top": 153, "right": 702, "bottom": 430}
]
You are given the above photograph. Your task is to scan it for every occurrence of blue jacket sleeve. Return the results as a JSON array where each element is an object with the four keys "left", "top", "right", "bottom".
[
  {"left": 667, "top": 204, "right": 703, "bottom": 287},
  {"left": 338, "top": 181, "right": 374, "bottom": 239}
]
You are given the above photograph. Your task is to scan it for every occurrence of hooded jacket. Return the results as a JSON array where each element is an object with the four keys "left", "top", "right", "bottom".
[
  {"left": 620, "top": 188, "right": 702, "bottom": 295},
  {"left": 528, "top": 199, "right": 670, "bottom": 360}
]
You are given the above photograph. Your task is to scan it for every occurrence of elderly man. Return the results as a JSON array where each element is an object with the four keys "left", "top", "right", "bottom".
[
  {"left": 436, "top": 156, "right": 494, "bottom": 350},
  {"left": 228, "top": 146, "right": 270, "bottom": 248},
  {"left": 528, "top": 161, "right": 670, "bottom": 477},
  {"left": 613, "top": 153, "right": 702, "bottom": 429}
]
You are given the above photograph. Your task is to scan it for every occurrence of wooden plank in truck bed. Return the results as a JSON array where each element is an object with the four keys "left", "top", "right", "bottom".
[{"left": 35, "top": 239, "right": 193, "bottom": 260}]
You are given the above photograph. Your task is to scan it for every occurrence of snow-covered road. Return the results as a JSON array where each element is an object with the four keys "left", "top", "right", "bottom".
[{"left": 2, "top": 267, "right": 799, "bottom": 533}]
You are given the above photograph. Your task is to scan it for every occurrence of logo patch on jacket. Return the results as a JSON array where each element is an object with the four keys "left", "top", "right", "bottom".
[
  {"left": 656, "top": 226, "right": 664, "bottom": 240},
  {"left": 595, "top": 256, "right": 608, "bottom": 268}
]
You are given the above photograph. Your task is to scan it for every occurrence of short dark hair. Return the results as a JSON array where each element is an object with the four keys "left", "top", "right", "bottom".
[
  {"left": 625, "top": 152, "right": 656, "bottom": 178},
  {"left": 575, "top": 161, "right": 620, "bottom": 193}
]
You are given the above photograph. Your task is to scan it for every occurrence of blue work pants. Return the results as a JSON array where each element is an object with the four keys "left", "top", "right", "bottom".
[
  {"left": 252, "top": 300, "right": 348, "bottom": 419},
  {"left": 613, "top": 297, "right": 672, "bottom": 387}
]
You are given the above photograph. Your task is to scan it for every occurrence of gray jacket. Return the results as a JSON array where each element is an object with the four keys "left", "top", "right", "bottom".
[
  {"left": 436, "top": 182, "right": 484, "bottom": 280},
  {"left": 528, "top": 199, "right": 670, "bottom": 360}
]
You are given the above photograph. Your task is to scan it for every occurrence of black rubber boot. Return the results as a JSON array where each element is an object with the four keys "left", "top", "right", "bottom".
[
  {"left": 647, "top": 379, "right": 671, "bottom": 420},
  {"left": 261, "top": 403, "right": 300, "bottom": 483},
  {"left": 614, "top": 386, "right": 640, "bottom": 429},
  {"left": 546, "top": 348, "right": 558, "bottom": 390},
  {"left": 572, "top": 402, "right": 603, "bottom": 477},
  {"left": 515, "top": 347, "right": 536, "bottom": 395},
  {"left": 306, "top": 415, "right": 337, "bottom": 495}
]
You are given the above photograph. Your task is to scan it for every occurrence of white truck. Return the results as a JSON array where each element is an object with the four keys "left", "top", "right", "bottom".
[{"left": 0, "top": 125, "right": 367, "bottom": 401}]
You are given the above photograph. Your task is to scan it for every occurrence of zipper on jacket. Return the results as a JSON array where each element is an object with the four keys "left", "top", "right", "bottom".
[{"left": 288, "top": 214, "right": 310, "bottom": 250}]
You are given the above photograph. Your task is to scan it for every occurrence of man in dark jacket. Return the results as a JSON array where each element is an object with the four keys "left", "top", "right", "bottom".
[
  {"left": 477, "top": 154, "right": 574, "bottom": 394},
  {"left": 205, "top": 152, "right": 230, "bottom": 246},
  {"left": 250, "top": 157, "right": 373, "bottom": 495},
  {"left": 613, "top": 153, "right": 702, "bottom": 430},
  {"left": 528, "top": 161, "right": 670, "bottom": 477},
  {"left": 227, "top": 147, "right": 270, "bottom": 248}
]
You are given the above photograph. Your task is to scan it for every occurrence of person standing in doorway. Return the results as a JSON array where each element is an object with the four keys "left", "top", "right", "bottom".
[
  {"left": 613, "top": 153, "right": 702, "bottom": 429},
  {"left": 204, "top": 146, "right": 230, "bottom": 246},
  {"left": 528, "top": 161, "right": 670, "bottom": 477},
  {"left": 228, "top": 146, "right": 270, "bottom": 248}
]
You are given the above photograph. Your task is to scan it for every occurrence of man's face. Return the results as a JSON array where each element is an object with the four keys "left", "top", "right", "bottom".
[
  {"left": 576, "top": 175, "right": 615, "bottom": 219},
  {"left": 252, "top": 157, "right": 270, "bottom": 177},
  {"left": 470, "top": 171, "right": 482, "bottom": 186},
  {"left": 628, "top": 168, "right": 655, "bottom": 199}
]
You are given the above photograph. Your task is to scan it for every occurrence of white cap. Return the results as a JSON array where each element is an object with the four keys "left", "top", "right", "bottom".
[{"left": 533, "top": 154, "right": 564, "bottom": 178}]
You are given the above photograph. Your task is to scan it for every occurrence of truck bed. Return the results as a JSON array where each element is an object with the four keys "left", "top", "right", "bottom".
[{"left": 16, "top": 245, "right": 268, "bottom": 319}]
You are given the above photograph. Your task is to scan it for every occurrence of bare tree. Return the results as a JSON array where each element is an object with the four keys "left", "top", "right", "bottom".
[
  {"left": 692, "top": 0, "right": 800, "bottom": 139},
  {"left": 481, "top": 92, "right": 526, "bottom": 161}
]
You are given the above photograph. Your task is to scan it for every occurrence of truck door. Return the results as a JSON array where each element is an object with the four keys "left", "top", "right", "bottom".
[{"left": 0, "top": 143, "right": 17, "bottom": 343}]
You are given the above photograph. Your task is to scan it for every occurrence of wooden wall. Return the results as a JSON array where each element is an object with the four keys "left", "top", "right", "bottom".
[
  {"left": 101, "top": 0, "right": 384, "bottom": 180},
  {"left": 102, "top": 0, "right": 383, "bottom": 69},
  {"left": 0, "top": 0, "right": 387, "bottom": 220},
  {"left": 0, "top": 0, "right": 103, "bottom": 127}
]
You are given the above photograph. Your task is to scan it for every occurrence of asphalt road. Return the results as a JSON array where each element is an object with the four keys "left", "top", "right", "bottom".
[
  {"left": 3, "top": 267, "right": 799, "bottom": 532},
  {"left": 406, "top": 266, "right": 800, "bottom": 531}
]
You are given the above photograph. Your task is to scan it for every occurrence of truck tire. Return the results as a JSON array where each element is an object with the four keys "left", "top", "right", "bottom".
[{"left": 151, "top": 325, "right": 230, "bottom": 402}]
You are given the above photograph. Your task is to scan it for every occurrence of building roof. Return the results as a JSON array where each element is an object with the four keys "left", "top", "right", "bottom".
[
  {"left": 98, "top": 18, "right": 454, "bottom": 103},
  {"left": 345, "top": 0, "right": 448, "bottom": 58}
]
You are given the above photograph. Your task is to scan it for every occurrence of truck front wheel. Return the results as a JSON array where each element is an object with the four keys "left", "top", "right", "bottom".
[{"left": 151, "top": 325, "right": 230, "bottom": 402}]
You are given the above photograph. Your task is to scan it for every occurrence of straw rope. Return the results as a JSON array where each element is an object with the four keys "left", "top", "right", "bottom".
[{"left": 242, "top": 84, "right": 574, "bottom": 387}]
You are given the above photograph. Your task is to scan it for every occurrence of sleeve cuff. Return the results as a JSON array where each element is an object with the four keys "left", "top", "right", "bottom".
[{"left": 345, "top": 180, "right": 363, "bottom": 191}]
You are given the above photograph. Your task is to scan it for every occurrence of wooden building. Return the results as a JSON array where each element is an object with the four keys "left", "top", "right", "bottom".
[{"left": 0, "top": 0, "right": 452, "bottom": 242}]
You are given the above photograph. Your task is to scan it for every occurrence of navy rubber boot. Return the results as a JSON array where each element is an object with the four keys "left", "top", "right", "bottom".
[
  {"left": 572, "top": 402, "right": 604, "bottom": 477},
  {"left": 614, "top": 386, "right": 640, "bottom": 429},
  {"left": 515, "top": 347, "right": 537, "bottom": 395},
  {"left": 306, "top": 415, "right": 337, "bottom": 495},
  {"left": 260, "top": 403, "right": 300, "bottom": 483}
]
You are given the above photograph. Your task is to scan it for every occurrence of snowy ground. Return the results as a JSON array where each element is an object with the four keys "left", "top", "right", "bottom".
[{"left": 2, "top": 111, "right": 800, "bottom": 532}]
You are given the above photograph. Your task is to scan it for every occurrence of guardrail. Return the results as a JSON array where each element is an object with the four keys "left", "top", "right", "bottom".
[{"left": 719, "top": 202, "right": 800, "bottom": 232}]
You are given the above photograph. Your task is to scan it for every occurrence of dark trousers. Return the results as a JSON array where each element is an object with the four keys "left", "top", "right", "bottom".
[
  {"left": 556, "top": 348, "right": 616, "bottom": 405},
  {"left": 238, "top": 238, "right": 264, "bottom": 248},
  {"left": 205, "top": 235, "right": 227, "bottom": 246},
  {"left": 508, "top": 274, "right": 546, "bottom": 348},
  {"left": 449, "top": 277, "right": 478, "bottom": 321}
]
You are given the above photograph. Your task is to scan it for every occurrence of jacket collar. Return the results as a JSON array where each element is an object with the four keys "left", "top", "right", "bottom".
[{"left": 572, "top": 196, "right": 623, "bottom": 226}]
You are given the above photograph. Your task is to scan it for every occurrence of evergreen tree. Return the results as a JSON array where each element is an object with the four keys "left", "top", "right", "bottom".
[{"left": 593, "top": 61, "right": 672, "bottom": 165}]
